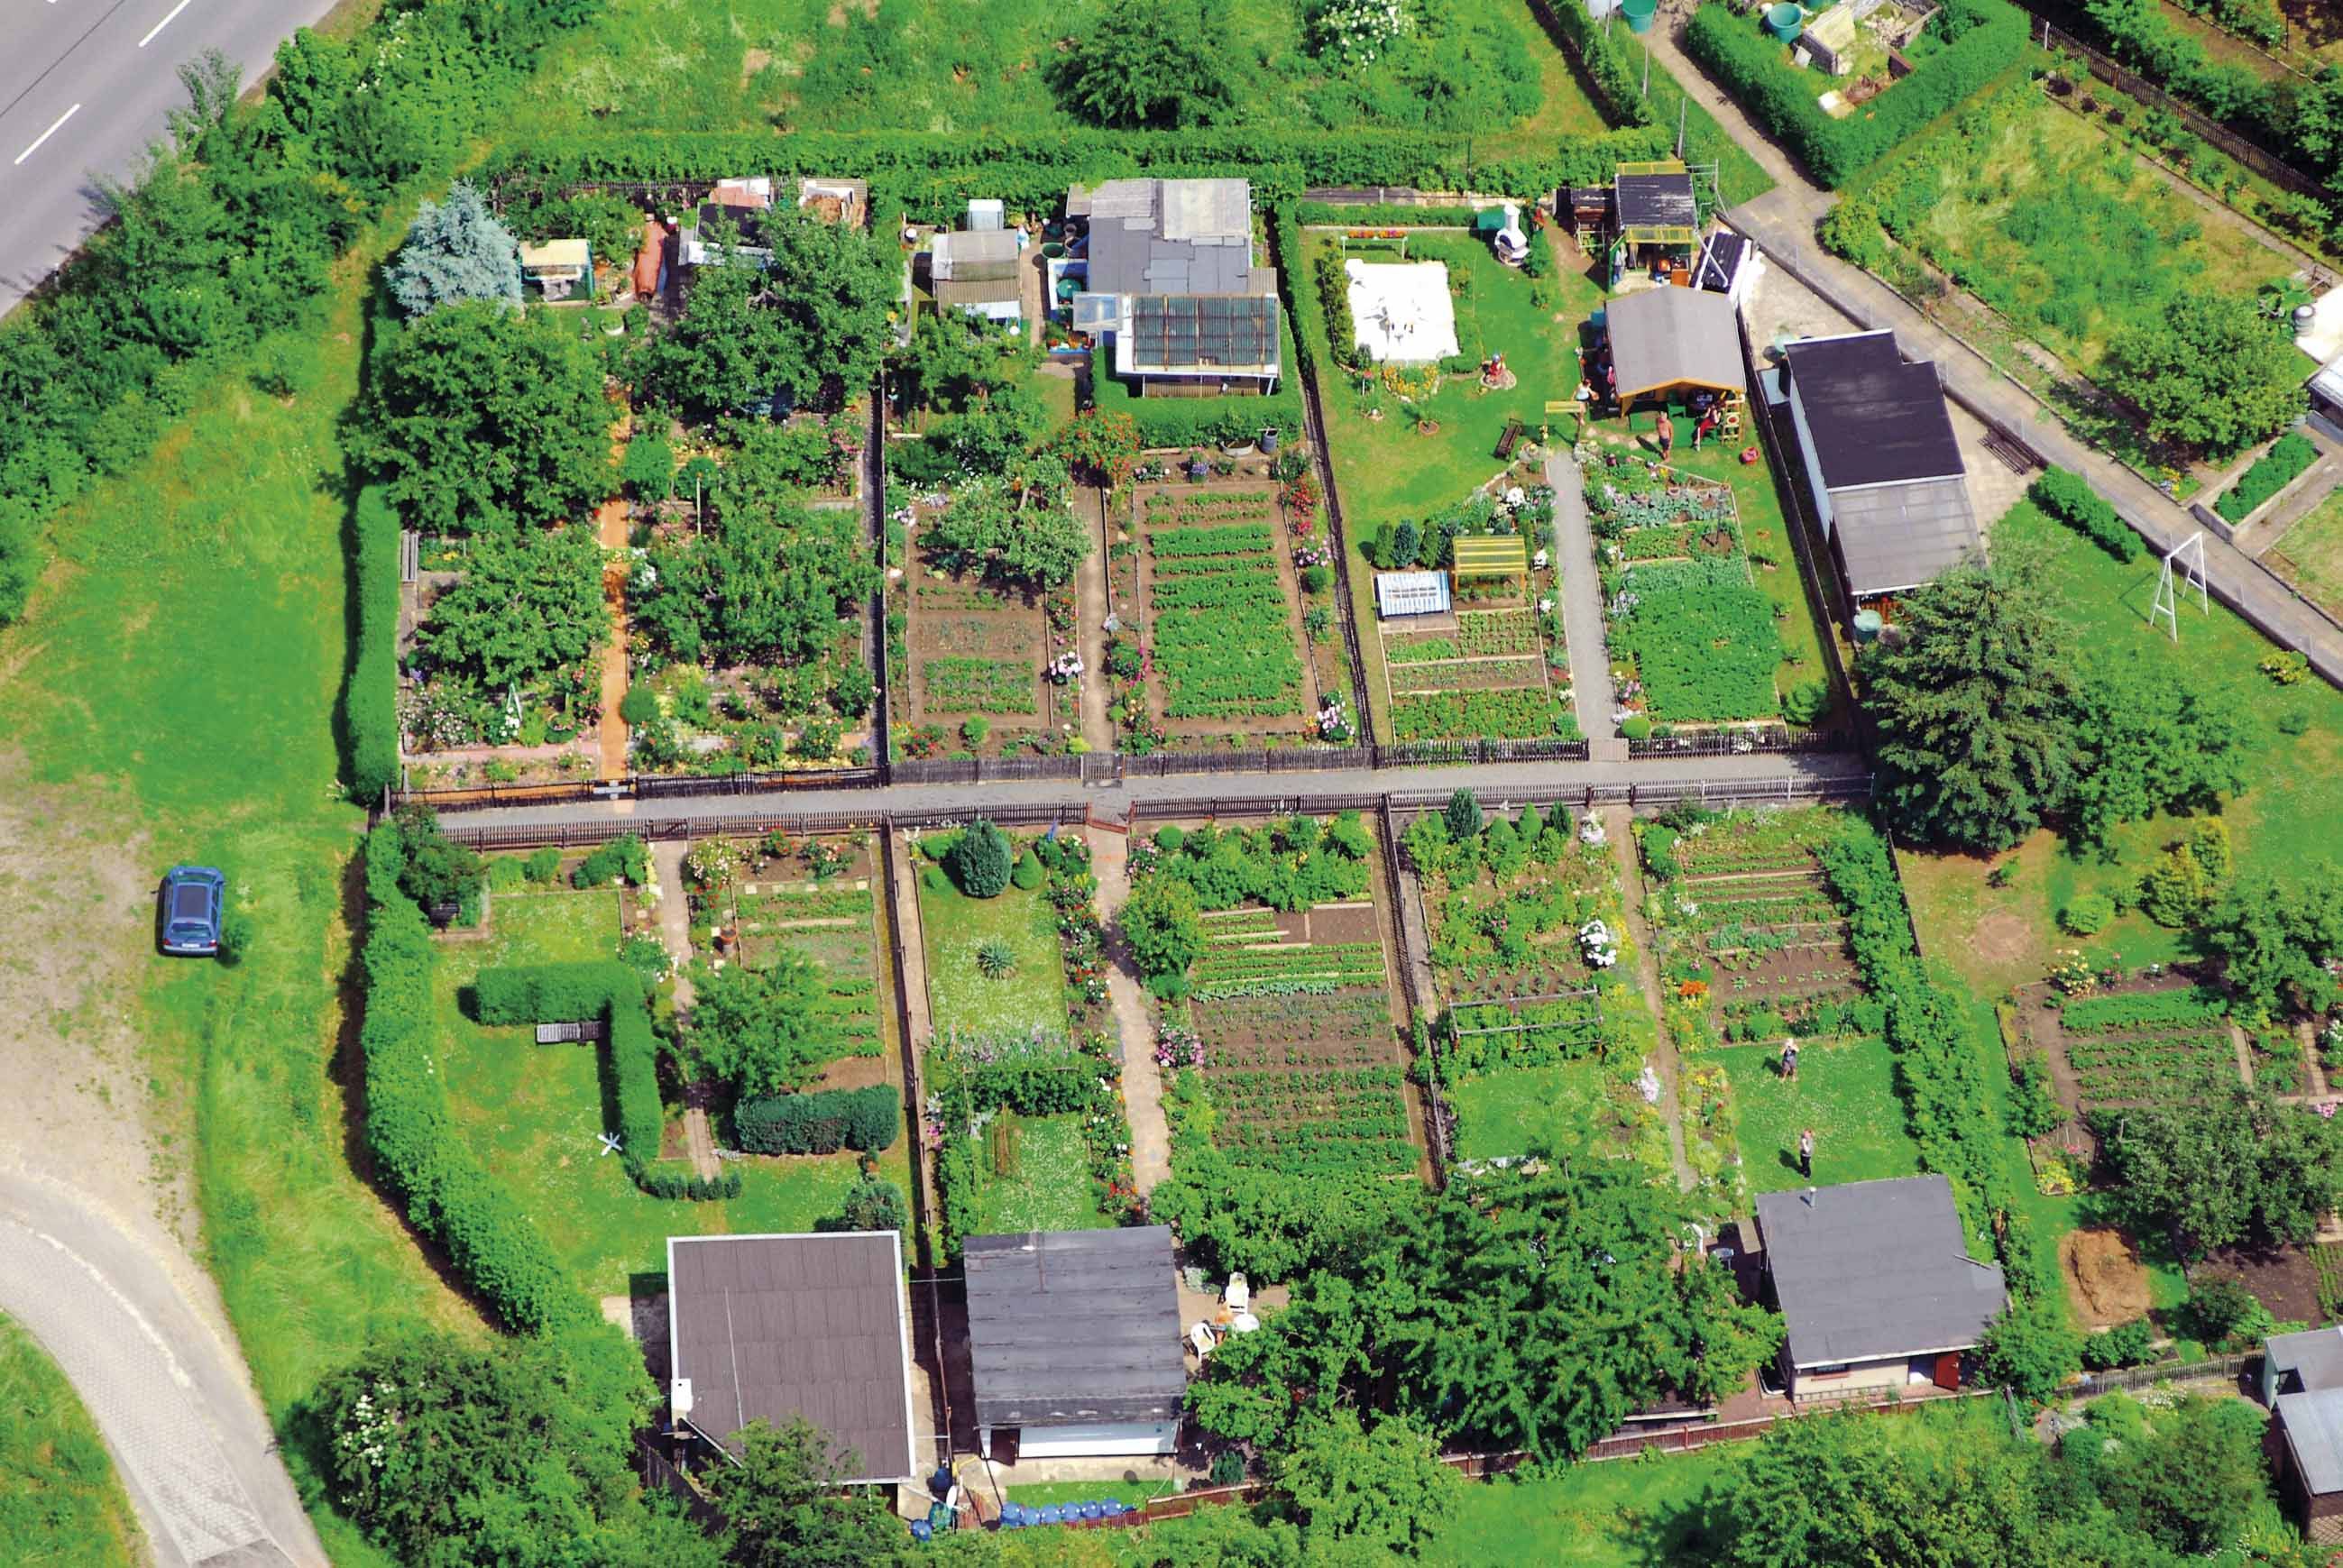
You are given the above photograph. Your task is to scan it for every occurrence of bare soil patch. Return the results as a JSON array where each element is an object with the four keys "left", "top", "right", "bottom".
[
  {"left": 2195, "top": 1242, "right": 2323, "bottom": 1325},
  {"left": 2062, "top": 1227, "right": 2151, "bottom": 1328},
  {"left": 1974, "top": 910, "right": 2036, "bottom": 968}
]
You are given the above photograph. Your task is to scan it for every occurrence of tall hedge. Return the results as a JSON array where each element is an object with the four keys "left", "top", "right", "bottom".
[
  {"left": 735, "top": 1087, "right": 900, "bottom": 1155},
  {"left": 473, "top": 960, "right": 664, "bottom": 1178},
  {"left": 361, "top": 827, "right": 582, "bottom": 1335},
  {"left": 1684, "top": 0, "right": 2027, "bottom": 188},
  {"left": 345, "top": 485, "right": 401, "bottom": 802},
  {"left": 2029, "top": 469, "right": 2141, "bottom": 563}
]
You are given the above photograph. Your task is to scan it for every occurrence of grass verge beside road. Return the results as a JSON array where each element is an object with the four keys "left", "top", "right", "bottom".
[{"left": 0, "top": 1316, "right": 140, "bottom": 1568}]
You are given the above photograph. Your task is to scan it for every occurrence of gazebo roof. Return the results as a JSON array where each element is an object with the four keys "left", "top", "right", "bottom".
[{"left": 1606, "top": 287, "right": 1745, "bottom": 404}]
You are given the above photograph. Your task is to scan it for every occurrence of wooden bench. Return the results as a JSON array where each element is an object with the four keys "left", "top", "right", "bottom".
[
  {"left": 1493, "top": 417, "right": 1526, "bottom": 461},
  {"left": 534, "top": 1020, "right": 609, "bottom": 1045}
]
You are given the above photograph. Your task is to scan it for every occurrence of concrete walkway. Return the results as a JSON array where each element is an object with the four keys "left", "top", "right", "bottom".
[
  {"left": 1089, "top": 832, "right": 1172, "bottom": 1195},
  {"left": 1639, "top": 18, "right": 2343, "bottom": 686},
  {"left": 0, "top": 1170, "right": 325, "bottom": 1568},
  {"left": 1545, "top": 452, "right": 1619, "bottom": 755}
]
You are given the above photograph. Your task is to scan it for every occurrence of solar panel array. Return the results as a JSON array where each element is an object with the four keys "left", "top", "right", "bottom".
[{"left": 1127, "top": 295, "right": 1278, "bottom": 370}]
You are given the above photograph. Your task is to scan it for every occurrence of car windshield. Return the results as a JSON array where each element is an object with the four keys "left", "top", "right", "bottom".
[{"left": 171, "top": 885, "right": 211, "bottom": 920}]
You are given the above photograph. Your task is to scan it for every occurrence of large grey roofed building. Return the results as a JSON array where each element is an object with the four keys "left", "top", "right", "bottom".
[
  {"left": 1778, "top": 330, "right": 1980, "bottom": 601},
  {"left": 1072, "top": 179, "right": 1262, "bottom": 298},
  {"left": 1754, "top": 1175, "right": 2006, "bottom": 1371},
  {"left": 964, "top": 1227, "right": 1185, "bottom": 1456},
  {"left": 666, "top": 1232, "right": 917, "bottom": 1483}
]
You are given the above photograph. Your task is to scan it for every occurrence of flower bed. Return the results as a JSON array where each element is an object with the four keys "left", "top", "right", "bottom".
[{"left": 920, "top": 656, "right": 1038, "bottom": 715}]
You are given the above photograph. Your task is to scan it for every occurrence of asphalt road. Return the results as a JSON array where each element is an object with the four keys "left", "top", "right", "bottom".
[
  {"left": 0, "top": 0, "right": 342, "bottom": 317},
  {"left": 0, "top": 1170, "right": 324, "bottom": 1567}
]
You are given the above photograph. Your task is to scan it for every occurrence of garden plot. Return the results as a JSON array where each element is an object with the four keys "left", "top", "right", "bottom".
[
  {"left": 900, "top": 518, "right": 1070, "bottom": 759},
  {"left": 1134, "top": 484, "right": 1313, "bottom": 739},
  {"left": 1641, "top": 807, "right": 1875, "bottom": 1042},
  {"left": 1588, "top": 446, "right": 1783, "bottom": 726},
  {"left": 434, "top": 867, "right": 909, "bottom": 1300},
  {"left": 2017, "top": 982, "right": 2246, "bottom": 1118},
  {"left": 699, "top": 833, "right": 891, "bottom": 1082},
  {"left": 1409, "top": 803, "right": 1665, "bottom": 1164}
]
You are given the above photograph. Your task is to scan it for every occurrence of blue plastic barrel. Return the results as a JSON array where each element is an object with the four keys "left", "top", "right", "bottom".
[
  {"left": 910, "top": 1520, "right": 933, "bottom": 1543},
  {"left": 1039, "top": 1506, "right": 1064, "bottom": 1526},
  {"left": 1765, "top": 2, "right": 1804, "bottom": 40}
]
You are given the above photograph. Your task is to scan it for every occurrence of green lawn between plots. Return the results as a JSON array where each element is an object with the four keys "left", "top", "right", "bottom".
[
  {"left": 433, "top": 890, "right": 911, "bottom": 1302},
  {"left": 2269, "top": 481, "right": 2343, "bottom": 624},
  {"left": 972, "top": 1112, "right": 1116, "bottom": 1233},
  {"left": 1005, "top": 1479, "right": 1179, "bottom": 1508},
  {"left": 0, "top": 1316, "right": 141, "bottom": 1568},
  {"left": 1447, "top": 1058, "right": 1670, "bottom": 1177},
  {"left": 916, "top": 871, "right": 1066, "bottom": 1039},
  {"left": 1726, "top": 1037, "right": 1927, "bottom": 1193}
]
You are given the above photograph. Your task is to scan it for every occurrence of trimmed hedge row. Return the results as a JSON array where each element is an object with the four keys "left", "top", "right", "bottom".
[
  {"left": 1817, "top": 819, "right": 2048, "bottom": 1297},
  {"left": 1292, "top": 203, "right": 1479, "bottom": 227},
  {"left": 483, "top": 127, "right": 1674, "bottom": 224},
  {"left": 473, "top": 961, "right": 664, "bottom": 1178},
  {"left": 362, "top": 828, "right": 582, "bottom": 1334},
  {"left": 1089, "top": 316, "right": 1306, "bottom": 450},
  {"left": 473, "top": 962, "right": 643, "bottom": 1026},
  {"left": 2029, "top": 468, "right": 2141, "bottom": 563},
  {"left": 2216, "top": 431, "right": 2318, "bottom": 523},
  {"left": 736, "top": 1086, "right": 900, "bottom": 1155},
  {"left": 1684, "top": 0, "right": 2028, "bottom": 188},
  {"left": 347, "top": 484, "right": 402, "bottom": 802}
]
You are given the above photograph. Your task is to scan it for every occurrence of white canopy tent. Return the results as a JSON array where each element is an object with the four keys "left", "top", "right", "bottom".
[{"left": 1346, "top": 259, "right": 1460, "bottom": 365}]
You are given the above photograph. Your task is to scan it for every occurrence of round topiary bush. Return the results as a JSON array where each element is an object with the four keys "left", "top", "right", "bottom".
[
  {"left": 619, "top": 685, "right": 661, "bottom": 725},
  {"left": 2060, "top": 893, "right": 2115, "bottom": 937},
  {"left": 1300, "top": 564, "right": 1333, "bottom": 593},
  {"left": 1154, "top": 825, "right": 1186, "bottom": 853},
  {"left": 1011, "top": 852, "right": 1043, "bottom": 890},
  {"left": 1622, "top": 716, "right": 1654, "bottom": 741},
  {"left": 948, "top": 819, "right": 1013, "bottom": 898}
]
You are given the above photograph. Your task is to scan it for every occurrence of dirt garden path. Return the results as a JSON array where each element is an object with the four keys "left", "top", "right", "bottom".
[
  {"left": 1602, "top": 806, "right": 1698, "bottom": 1194},
  {"left": 1089, "top": 831, "right": 1172, "bottom": 1195},
  {"left": 649, "top": 839, "right": 721, "bottom": 1179},
  {"left": 1078, "top": 489, "right": 1115, "bottom": 753},
  {"left": 596, "top": 417, "right": 634, "bottom": 781}
]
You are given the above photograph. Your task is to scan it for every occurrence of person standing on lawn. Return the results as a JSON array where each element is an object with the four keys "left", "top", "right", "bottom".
[
  {"left": 1781, "top": 1038, "right": 1799, "bottom": 1080},
  {"left": 1654, "top": 408, "right": 1675, "bottom": 459},
  {"left": 1798, "top": 1127, "right": 1815, "bottom": 1178}
]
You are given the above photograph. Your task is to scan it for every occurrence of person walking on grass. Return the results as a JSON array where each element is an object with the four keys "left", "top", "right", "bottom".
[
  {"left": 1654, "top": 408, "right": 1675, "bottom": 460},
  {"left": 1780, "top": 1038, "right": 1799, "bottom": 1080},
  {"left": 1798, "top": 1127, "right": 1815, "bottom": 1178}
]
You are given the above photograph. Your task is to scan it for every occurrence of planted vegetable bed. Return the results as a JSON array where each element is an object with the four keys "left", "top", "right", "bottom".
[
  {"left": 1132, "top": 483, "right": 1318, "bottom": 738},
  {"left": 2030, "top": 982, "right": 2246, "bottom": 1115}
]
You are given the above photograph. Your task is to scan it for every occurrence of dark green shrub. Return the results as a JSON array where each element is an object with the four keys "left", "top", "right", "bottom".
[
  {"left": 2030, "top": 469, "right": 2140, "bottom": 562},
  {"left": 2216, "top": 432, "right": 2318, "bottom": 523},
  {"left": 522, "top": 847, "right": 563, "bottom": 884},
  {"left": 2061, "top": 893, "right": 2116, "bottom": 936},
  {"left": 1300, "top": 564, "right": 1332, "bottom": 593},
  {"left": 618, "top": 685, "right": 661, "bottom": 724},
  {"left": 1443, "top": 789, "right": 1483, "bottom": 840},
  {"left": 607, "top": 989, "right": 663, "bottom": 1170},
  {"left": 472, "top": 962, "right": 642, "bottom": 1024},
  {"left": 216, "top": 911, "right": 255, "bottom": 967},
  {"left": 1155, "top": 825, "right": 1186, "bottom": 852},
  {"left": 572, "top": 834, "right": 648, "bottom": 888},
  {"left": 346, "top": 487, "right": 401, "bottom": 802},
  {"left": 921, "top": 864, "right": 948, "bottom": 893},
  {"left": 949, "top": 820, "right": 1014, "bottom": 898},
  {"left": 2081, "top": 1316, "right": 2157, "bottom": 1371},
  {"left": 1622, "top": 716, "right": 1653, "bottom": 741},
  {"left": 1010, "top": 852, "right": 1043, "bottom": 891},
  {"left": 735, "top": 1086, "right": 901, "bottom": 1155}
]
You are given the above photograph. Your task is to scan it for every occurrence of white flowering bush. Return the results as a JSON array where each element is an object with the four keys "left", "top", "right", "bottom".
[
  {"left": 1310, "top": 0, "right": 1412, "bottom": 66},
  {"left": 1578, "top": 917, "right": 1620, "bottom": 968}
]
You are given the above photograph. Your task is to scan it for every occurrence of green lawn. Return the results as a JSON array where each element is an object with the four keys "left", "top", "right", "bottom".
[
  {"left": 1006, "top": 1480, "right": 1178, "bottom": 1508},
  {"left": 1858, "top": 89, "right": 2292, "bottom": 380},
  {"left": 0, "top": 254, "right": 472, "bottom": 1565},
  {"left": 0, "top": 1316, "right": 141, "bottom": 1568},
  {"left": 1309, "top": 227, "right": 1607, "bottom": 739},
  {"left": 432, "top": 888, "right": 909, "bottom": 1300},
  {"left": 916, "top": 874, "right": 1066, "bottom": 1038},
  {"left": 1448, "top": 1057, "right": 1668, "bottom": 1175},
  {"left": 972, "top": 1113, "right": 1114, "bottom": 1233},
  {"left": 1424, "top": 1446, "right": 1745, "bottom": 1567},
  {"left": 1904, "top": 498, "right": 2343, "bottom": 1002},
  {"left": 2268, "top": 481, "right": 2343, "bottom": 622},
  {"left": 1726, "top": 1037, "right": 1927, "bottom": 1193},
  {"left": 505, "top": 0, "right": 1605, "bottom": 142}
]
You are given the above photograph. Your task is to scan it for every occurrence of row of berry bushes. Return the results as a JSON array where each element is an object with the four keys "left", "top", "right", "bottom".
[
  {"left": 2030, "top": 469, "right": 2142, "bottom": 562},
  {"left": 736, "top": 1085, "right": 900, "bottom": 1155},
  {"left": 2216, "top": 431, "right": 2318, "bottom": 522}
]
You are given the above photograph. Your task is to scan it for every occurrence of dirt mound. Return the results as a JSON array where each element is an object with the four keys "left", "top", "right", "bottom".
[{"left": 2062, "top": 1227, "right": 2151, "bottom": 1328}]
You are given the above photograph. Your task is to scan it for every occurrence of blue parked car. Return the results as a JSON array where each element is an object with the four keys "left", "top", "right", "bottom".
[{"left": 159, "top": 866, "right": 225, "bottom": 956}]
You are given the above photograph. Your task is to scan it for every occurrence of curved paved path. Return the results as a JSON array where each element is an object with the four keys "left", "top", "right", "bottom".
[{"left": 0, "top": 1170, "right": 322, "bottom": 1568}]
